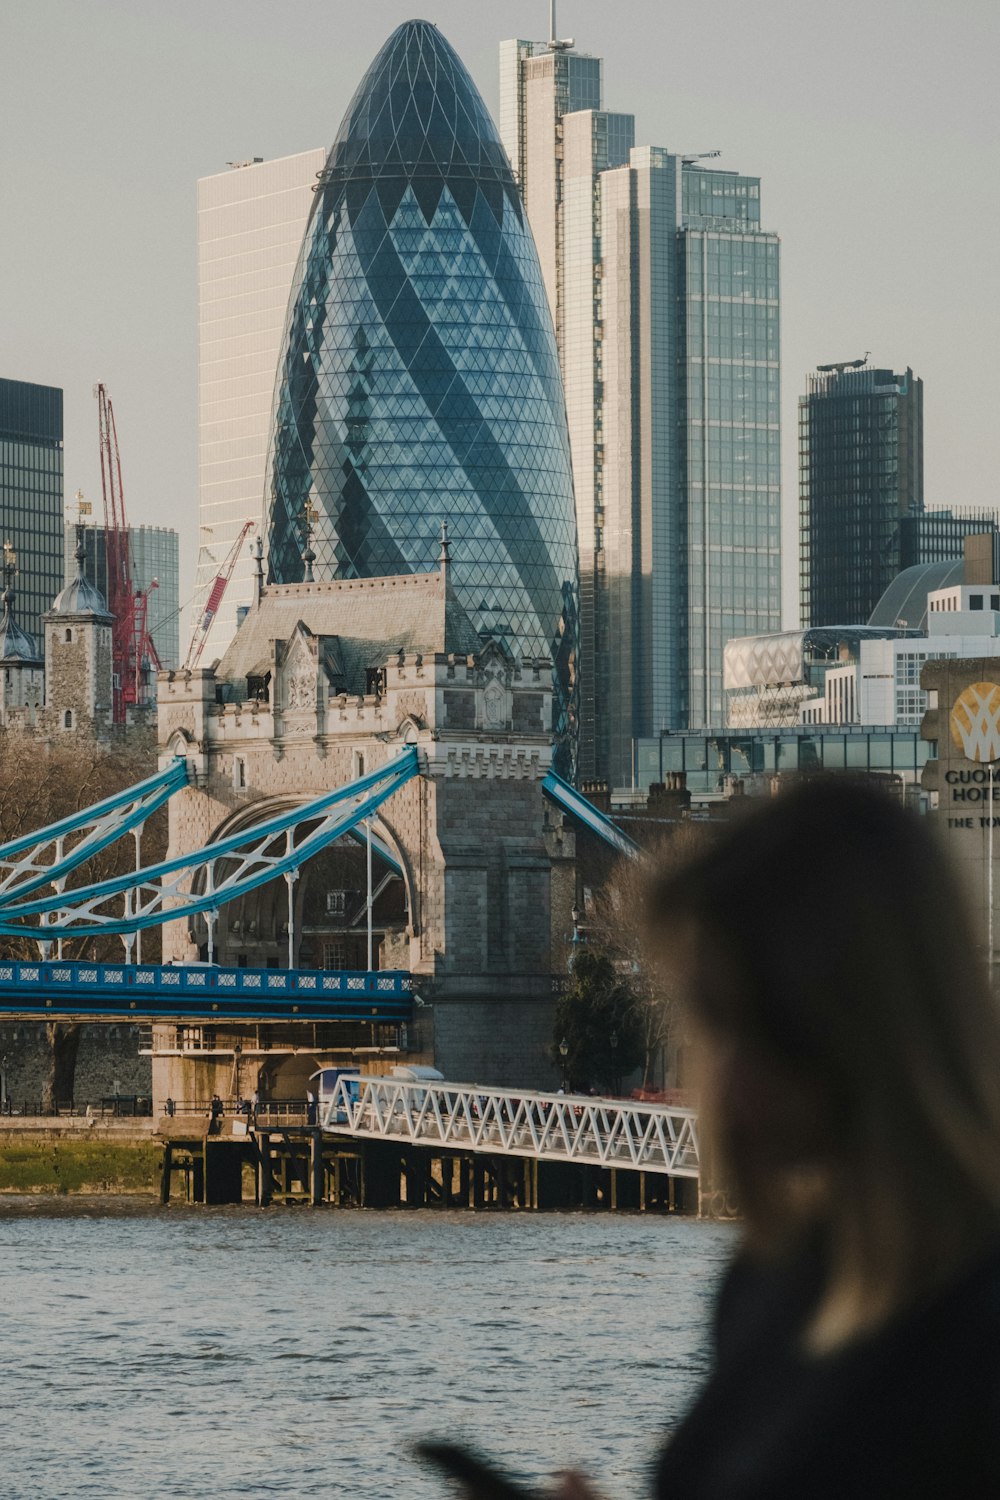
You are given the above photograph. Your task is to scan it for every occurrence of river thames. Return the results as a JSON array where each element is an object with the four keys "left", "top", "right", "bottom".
[{"left": 0, "top": 1202, "right": 734, "bottom": 1499}]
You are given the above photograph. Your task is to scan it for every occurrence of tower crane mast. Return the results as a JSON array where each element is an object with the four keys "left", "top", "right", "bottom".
[
  {"left": 184, "top": 519, "right": 256, "bottom": 671},
  {"left": 94, "top": 384, "right": 160, "bottom": 722}
]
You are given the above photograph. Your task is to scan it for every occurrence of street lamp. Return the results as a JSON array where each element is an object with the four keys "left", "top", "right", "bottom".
[{"left": 558, "top": 1036, "right": 569, "bottom": 1092}]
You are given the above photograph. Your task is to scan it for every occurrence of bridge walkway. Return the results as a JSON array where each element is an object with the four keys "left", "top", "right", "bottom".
[{"left": 319, "top": 1075, "right": 700, "bottom": 1180}]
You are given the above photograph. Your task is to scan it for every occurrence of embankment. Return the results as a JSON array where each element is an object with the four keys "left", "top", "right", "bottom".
[{"left": 0, "top": 1119, "right": 161, "bottom": 1195}]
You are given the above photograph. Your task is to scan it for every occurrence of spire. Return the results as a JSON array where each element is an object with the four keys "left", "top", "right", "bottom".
[
  {"left": 439, "top": 520, "right": 452, "bottom": 587},
  {"left": 0, "top": 539, "right": 41, "bottom": 665},
  {"left": 299, "top": 502, "right": 318, "bottom": 584},
  {"left": 2, "top": 539, "right": 16, "bottom": 605},
  {"left": 74, "top": 523, "right": 86, "bottom": 575},
  {"left": 251, "top": 533, "right": 265, "bottom": 606}
]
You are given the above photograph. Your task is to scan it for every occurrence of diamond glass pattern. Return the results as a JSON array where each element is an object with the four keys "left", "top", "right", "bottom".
[{"left": 266, "top": 21, "right": 579, "bottom": 766}]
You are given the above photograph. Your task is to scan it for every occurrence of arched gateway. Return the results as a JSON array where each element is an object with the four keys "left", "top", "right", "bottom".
[{"left": 154, "top": 542, "right": 576, "bottom": 1102}]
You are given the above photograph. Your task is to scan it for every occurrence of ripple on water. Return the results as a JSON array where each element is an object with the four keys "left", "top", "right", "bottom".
[{"left": 0, "top": 1205, "right": 734, "bottom": 1499}]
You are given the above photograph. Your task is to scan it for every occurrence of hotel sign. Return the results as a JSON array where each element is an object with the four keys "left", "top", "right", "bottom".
[
  {"left": 950, "top": 682, "right": 1000, "bottom": 763},
  {"left": 946, "top": 682, "right": 1000, "bottom": 825}
]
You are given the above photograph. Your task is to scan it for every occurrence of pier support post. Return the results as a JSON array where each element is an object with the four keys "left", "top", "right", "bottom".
[
  {"left": 257, "top": 1131, "right": 273, "bottom": 1207},
  {"left": 160, "top": 1143, "right": 172, "bottom": 1205},
  {"left": 310, "top": 1131, "right": 324, "bottom": 1206}
]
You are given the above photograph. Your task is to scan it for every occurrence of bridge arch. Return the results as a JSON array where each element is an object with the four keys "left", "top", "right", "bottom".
[{"left": 184, "top": 791, "right": 415, "bottom": 970}]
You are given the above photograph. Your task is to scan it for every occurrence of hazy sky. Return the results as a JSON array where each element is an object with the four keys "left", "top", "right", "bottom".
[{"left": 3, "top": 0, "right": 998, "bottom": 628}]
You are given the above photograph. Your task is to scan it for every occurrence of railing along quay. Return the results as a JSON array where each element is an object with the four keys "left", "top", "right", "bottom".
[{"left": 319, "top": 1077, "right": 701, "bottom": 1179}]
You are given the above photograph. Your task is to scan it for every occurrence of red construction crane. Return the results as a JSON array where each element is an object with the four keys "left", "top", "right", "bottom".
[
  {"left": 184, "top": 519, "right": 256, "bottom": 671},
  {"left": 94, "top": 384, "right": 161, "bottom": 722}
]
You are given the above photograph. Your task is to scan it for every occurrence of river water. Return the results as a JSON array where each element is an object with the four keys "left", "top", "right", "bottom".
[{"left": 0, "top": 1201, "right": 734, "bottom": 1500}]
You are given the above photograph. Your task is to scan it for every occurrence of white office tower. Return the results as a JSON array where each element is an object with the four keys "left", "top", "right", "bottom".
[
  {"left": 500, "top": 28, "right": 781, "bottom": 785},
  {"left": 196, "top": 150, "right": 327, "bottom": 655}
]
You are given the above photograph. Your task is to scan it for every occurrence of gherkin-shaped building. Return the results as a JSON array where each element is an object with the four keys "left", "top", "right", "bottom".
[{"left": 266, "top": 20, "right": 578, "bottom": 762}]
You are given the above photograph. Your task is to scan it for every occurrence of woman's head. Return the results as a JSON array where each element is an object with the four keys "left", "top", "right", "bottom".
[{"left": 648, "top": 778, "right": 1000, "bottom": 1288}]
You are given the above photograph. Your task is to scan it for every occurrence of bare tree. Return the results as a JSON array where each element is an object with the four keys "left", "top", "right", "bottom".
[
  {"left": 586, "top": 821, "right": 715, "bottom": 1090},
  {"left": 0, "top": 732, "right": 167, "bottom": 1109}
]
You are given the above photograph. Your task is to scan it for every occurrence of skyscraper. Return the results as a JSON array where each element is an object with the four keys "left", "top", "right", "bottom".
[
  {"left": 266, "top": 21, "right": 579, "bottom": 766},
  {"left": 800, "top": 363, "right": 923, "bottom": 627},
  {"left": 0, "top": 378, "right": 64, "bottom": 645},
  {"left": 197, "top": 149, "right": 327, "bottom": 654},
  {"left": 64, "top": 522, "right": 181, "bottom": 668},
  {"left": 500, "top": 32, "right": 781, "bottom": 780}
]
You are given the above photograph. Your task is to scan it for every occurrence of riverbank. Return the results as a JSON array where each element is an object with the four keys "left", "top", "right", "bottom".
[{"left": 0, "top": 1124, "right": 161, "bottom": 1195}]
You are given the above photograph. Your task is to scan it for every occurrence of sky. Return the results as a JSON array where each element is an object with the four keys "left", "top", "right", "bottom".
[{"left": 3, "top": 0, "right": 999, "bottom": 631}]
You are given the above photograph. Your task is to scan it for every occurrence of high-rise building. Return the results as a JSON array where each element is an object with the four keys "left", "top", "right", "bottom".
[
  {"left": 899, "top": 507, "right": 999, "bottom": 572},
  {"left": 197, "top": 149, "right": 327, "bottom": 654},
  {"left": 64, "top": 523, "right": 181, "bottom": 669},
  {"left": 0, "top": 378, "right": 64, "bottom": 644},
  {"left": 500, "top": 34, "right": 781, "bottom": 779},
  {"left": 266, "top": 21, "right": 579, "bottom": 769},
  {"left": 799, "top": 363, "right": 923, "bottom": 628}
]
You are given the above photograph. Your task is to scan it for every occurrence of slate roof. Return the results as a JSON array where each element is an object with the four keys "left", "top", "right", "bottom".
[
  {"left": 0, "top": 591, "right": 42, "bottom": 665},
  {"left": 215, "top": 567, "right": 482, "bottom": 700}
]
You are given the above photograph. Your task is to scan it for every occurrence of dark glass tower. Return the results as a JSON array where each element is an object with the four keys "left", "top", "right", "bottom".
[
  {"left": 0, "top": 378, "right": 64, "bottom": 645},
  {"left": 267, "top": 20, "right": 579, "bottom": 765},
  {"left": 799, "top": 363, "right": 923, "bottom": 627}
]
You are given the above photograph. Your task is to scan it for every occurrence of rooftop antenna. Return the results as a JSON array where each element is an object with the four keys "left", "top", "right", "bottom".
[{"left": 548, "top": 0, "right": 574, "bottom": 50}]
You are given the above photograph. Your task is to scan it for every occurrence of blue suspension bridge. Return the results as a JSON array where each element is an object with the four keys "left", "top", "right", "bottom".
[{"left": 0, "top": 750, "right": 638, "bottom": 1024}]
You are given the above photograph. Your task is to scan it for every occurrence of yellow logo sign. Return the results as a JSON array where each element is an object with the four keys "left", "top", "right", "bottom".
[{"left": 950, "top": 682, "right": 1000, "bottom": 762}]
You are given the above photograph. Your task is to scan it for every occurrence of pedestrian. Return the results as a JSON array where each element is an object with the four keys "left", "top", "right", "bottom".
[
  {"left": 636, "top": 778, "right": 1000, "bottom": 1499},
  {"left": 421, "top": 781, "right": 1000, "bottom": 1499}
]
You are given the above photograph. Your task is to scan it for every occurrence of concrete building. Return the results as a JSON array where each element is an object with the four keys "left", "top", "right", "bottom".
[
  {"left": 64, "top": 522, "right": 180, "bottom": 669},
  {"left": 921, "top": 660, "right": 1000, "bottom": 972},
  {"left": 800, "top": 362, "right": 924, "bottom": 628},
  {"left": 500, "top": 30, "right": 781, "bottom": 780},
  {"left": 0, "top": 378, "right": 64, "bottom": 646},
  {"left": 153, "top": 538, "right": 575, "bottom": 1102},
  {"left": 725, "top": 541, "right": 1000, "bottom": 734},
  {"left": 197, "top": 149, "right": 327, "bottom": 654}
]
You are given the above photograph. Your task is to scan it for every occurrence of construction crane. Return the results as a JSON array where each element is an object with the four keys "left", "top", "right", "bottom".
[
  {"left": 184, "top": 519, "right": 256, "bottom": 671},
  {"left": 94, "top": 384, "right": 161, "bottom": 722}
]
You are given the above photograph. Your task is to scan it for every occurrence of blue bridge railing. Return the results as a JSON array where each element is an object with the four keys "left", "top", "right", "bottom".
[{"left": 0, "top": 961, "right": 412, "bottom": 1023}]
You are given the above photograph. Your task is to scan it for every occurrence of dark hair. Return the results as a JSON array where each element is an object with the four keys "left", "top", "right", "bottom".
[{"left": 648, "top": 779, "right": 1000, "bottom": 1341}]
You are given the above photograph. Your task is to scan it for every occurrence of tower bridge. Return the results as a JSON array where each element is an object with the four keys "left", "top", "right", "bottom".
[{"left": 0, "top": 537, "right": 639, "bottom": 1112}]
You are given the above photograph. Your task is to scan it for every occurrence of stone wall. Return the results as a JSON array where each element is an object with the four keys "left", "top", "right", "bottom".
[
  {"left": 430, "top": 993, "right": 560, "bottom": 1090},
  {"left": 0, "top": 1022, "right": 151, "bottom": 1110}
]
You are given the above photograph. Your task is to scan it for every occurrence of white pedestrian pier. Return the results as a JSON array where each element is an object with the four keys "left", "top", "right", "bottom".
[{"left": 319, "top": 1077, "right": 700, "bottom": 1179}]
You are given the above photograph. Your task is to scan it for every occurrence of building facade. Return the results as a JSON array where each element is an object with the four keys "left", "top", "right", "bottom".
[
  {"left": 155, "top": 544, "right": 575, "bottom": 1096},
  {"left": 64, "top": 522, "right": 180, "bottom": 668},
  {"left": 197, "top": 149, "right": 328, "bottom": 654},
  {"left": 899, "top": 507, "right": 1000, "bottom": 573},
  {"left": 799, "top": 362, "right": 924, "bottom": 627},
  {"left": 0, "top": 378, "right": 64, "bottom": 645},
  {"left": 266, "top": 22, "right": 579, "bottom": 772},
  {"left": 500, "top": 33, "right": 781, "bottom": 783}
]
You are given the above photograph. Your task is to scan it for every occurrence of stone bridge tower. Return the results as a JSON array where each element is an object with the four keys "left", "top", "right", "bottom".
[{"left": 157, "top": 544, "right": 575, "bottom": 1088}]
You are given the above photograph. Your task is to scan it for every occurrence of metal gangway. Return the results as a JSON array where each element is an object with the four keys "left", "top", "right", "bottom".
[{"left": 319, "top": 1076, "right": 700, "bottom": 1180}]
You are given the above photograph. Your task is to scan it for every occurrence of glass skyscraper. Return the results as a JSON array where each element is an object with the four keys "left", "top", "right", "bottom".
[
  {"left": 501, "top": 35, "right": 781, "bottom": 781},
  {"left": 267, "top": 21, "right": 579, "bottom": 763},
  {"left": 800, "top": 364, "right": 923, "bottom": 627},
  {"left": 64, "top": 523, "right": 181, "bottom": 668},
  {"left": 0, "top": 378, "right": 64, "bottom": 645}
]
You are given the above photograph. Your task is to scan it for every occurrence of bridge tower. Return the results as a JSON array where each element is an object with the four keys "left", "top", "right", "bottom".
[{"left": 156, "top": 542, "right": 575, "bottom": 1094}]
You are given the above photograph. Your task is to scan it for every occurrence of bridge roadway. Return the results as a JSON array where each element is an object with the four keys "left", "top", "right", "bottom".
[
  {"left": 319, "top": 1075, "right": 700, "bottom": 1180},
  {"left": 0, "top": 960, "right": 411, "bottom": 1023}
]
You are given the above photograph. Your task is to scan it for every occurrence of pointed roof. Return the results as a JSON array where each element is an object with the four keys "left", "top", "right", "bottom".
[
  {"left": 215, "top": 560, "right": 482, "bottom": 702},
  {"left": 0, "top": 587, "right": 41, "bottom": 665},
  {"left": 49, "top": 532, "right": 113, "bottom": 621},
  {"left": 317, "top": 19, "right": 521, "bottom": 228}
]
